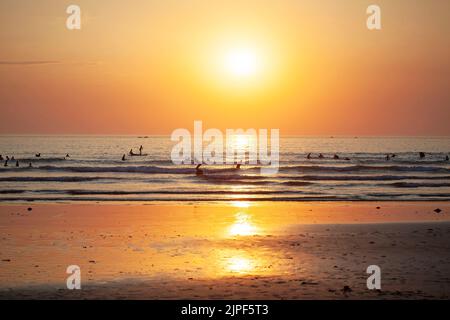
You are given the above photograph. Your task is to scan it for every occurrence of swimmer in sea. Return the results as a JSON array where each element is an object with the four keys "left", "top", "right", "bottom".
[{"left": 195, "top": 164, "right": 203, "bottom": 175}]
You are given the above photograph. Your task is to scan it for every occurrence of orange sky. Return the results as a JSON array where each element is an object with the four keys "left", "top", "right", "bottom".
[{"left": 0, "top": 0, "right": 449, "bottom": 135}]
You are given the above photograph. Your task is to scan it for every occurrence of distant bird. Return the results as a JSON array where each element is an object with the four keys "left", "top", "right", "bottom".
[
  {"left": 318, "top": 154, "right": 324, "bottom": 159},
  {"left": 306, "top": 153, "right": 311, "bottom": 159},
  {"left": 195, "top": 164, "right": 203, "bottom": 175},
  {"left": 419, "top": 152, "right": 425, "bottom": 158},
  {"left": 35, "top": 153, "right": 41, "bottom": 158},
  {"left": 333, "top": 154, "right": 339, "bottom": 160}
]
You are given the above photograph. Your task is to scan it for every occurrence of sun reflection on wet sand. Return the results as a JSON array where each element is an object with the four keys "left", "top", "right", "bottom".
[
  {"left": 228, "top": 212, "right": 259, "bottom": 236},
  {"left": 231, "top": 200, "right": 251, "bottom": 208},
  {"left": 227, "top": 201, "right": 261, "bottom": 237},
  {"left": 226, "top": 256, "right": 254, "bottom": 274}
]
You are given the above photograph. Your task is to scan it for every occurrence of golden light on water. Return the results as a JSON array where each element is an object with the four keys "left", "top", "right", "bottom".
[
  {"left": 233, "top": 134, "right": 250, "bottom": 149},
  {"left": 230, "top": 134, "right": 257, "bottom": 150}
]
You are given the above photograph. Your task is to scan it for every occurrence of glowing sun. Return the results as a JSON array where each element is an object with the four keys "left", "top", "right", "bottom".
[{"left": 224, "top": 48, "right": 260, "bottom": 77}]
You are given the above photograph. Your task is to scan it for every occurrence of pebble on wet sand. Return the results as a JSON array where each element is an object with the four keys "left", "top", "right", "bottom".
[{"left": 342, "top": 286, "right": 352, "bottom": 294}]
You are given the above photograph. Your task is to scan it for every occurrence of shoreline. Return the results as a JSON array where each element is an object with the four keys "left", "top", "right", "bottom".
[{"left": 1, "top": 201, "right": 449, "bottom": 299}]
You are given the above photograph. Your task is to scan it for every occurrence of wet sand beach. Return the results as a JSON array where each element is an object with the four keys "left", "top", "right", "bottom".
[{"left": 0, "top": 202, "right": 449, "bottom": 299}]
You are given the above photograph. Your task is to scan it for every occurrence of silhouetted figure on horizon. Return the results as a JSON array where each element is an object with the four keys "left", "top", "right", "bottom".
[
  {"left": 419, "top": 152, "right": 425, "bottom": 158},
  {"left": 0, "top": 155, "right": 3, "bottom": 161},
  {"left": 333, "top": 154, "right": 339, "bottom": 160},
  {"left": 306, "top": 153, "right": 311, "bottom": 159},
  {"left": 11, "top": 156, "right": 15, "bottom": 161},
  {"left": 29, "top": 162, "right": 32, "bottom": 168},
  {"left": 195, "top": 164, "right": 203, "bottom": 176},
  {"left": 446, "top": 155, "right": 449, "bottom": 161},
  {"left": 129, "top": 149, "right": 135, "bottom": 156},
  {"left": 139, "top": 145, "right": 143, "bottom": 155},
  {"left": 386, "top": 154, "right": 390, "bottom": 161},
  {"left": 4, "top": 160, "right": 8, "bottom": 167},
  {"left": 16, "top": 160, "right": 19, "bottom": 167},
  {"left": 122, "top": 154, "right": 126, "bottom": 161}
]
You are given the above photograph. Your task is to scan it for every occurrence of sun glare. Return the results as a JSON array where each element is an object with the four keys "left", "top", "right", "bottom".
[
  {"left": 232, "top": 201, "right": 251, "bottom": 208},
  {"left": 229, "top": 212, "right": 258, "bottom": 236},
  {"left": 226, "top": 256, "right": 253, "bottom": 273},
  {"left": 234, "top": 134, "right": 250, "bottom": 148},
  {"left": 224, "top": 48, "right": 260, "bottom": 78}
]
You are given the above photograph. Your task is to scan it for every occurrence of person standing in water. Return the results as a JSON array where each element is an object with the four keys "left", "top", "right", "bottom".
[
  {"left": 195, "top": 164, "right": 203, "bottom": 175},
  {"left": 16, "top": 160, "right": 19, "bottom": 167},
  {"left": 122, "top": 154, "right": 126, "bottom": 161},
  {"left": 139, "top": 145, "right": 143, "bottom": 155}
]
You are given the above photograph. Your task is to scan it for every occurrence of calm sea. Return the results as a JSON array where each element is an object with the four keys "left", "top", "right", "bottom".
[{"left": 0, "top": 136, "right": 449, "bottom": 202}]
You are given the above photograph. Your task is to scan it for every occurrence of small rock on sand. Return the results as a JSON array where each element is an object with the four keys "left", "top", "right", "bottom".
[{"left": 342, "top": 285, "right": 352, "bottom": 293}]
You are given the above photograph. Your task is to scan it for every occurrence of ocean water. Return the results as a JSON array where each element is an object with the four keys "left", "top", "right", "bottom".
[{"left": 0, "top": 135, "right": 449, "bottom": 202}]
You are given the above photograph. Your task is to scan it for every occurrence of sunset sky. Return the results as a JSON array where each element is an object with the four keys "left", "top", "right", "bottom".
[{"left": 0, "top": 0, "right": 449, "bottom": 135}]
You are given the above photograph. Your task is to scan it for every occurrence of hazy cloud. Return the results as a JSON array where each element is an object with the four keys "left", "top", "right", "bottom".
[{"left": 0, "top": 60, "right": 60, "bottom": 65}]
